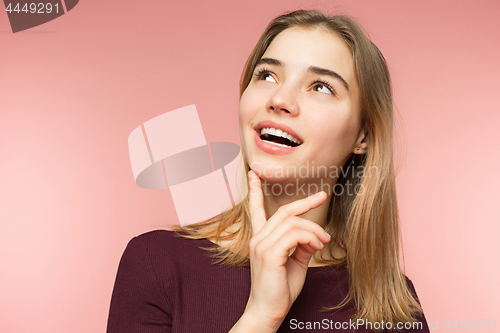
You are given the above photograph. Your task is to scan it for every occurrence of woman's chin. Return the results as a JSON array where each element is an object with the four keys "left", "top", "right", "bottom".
[
  {"left": 248, "top": 164, "right": 289, "bottom": 181},
  {"left": 259, "top": 175, "right": 294, "bottom": 185}
]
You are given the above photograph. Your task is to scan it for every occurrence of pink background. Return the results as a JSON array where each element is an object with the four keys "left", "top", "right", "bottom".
[{"left": 1, "top": 0, "right": 499, "bottom": 331}]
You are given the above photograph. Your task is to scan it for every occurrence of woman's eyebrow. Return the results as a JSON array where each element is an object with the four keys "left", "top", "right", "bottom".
[
  {"left": 255, "top": 58, "right": 349, "bottom": 92},
  {"left": 255, "top": 57, "right": 283, "bottom": 67},
  {"left": 308, "top": 66, "right": 350, "bottom": 92}
]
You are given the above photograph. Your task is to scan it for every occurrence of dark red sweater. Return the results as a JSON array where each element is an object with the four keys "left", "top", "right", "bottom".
[{"left": 107, "top": 230, "right": 429, "bottom": 332}]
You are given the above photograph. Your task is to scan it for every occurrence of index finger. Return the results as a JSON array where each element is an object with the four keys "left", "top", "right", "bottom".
[
  {"left": 256, "top": 190, "right": 327, "bottom": 238},
  {"left": 248, "top": 170, "right": 267, "bottom": 236},
  {"left": 271, "top": 191, "right": 326, "bottom": 223}
]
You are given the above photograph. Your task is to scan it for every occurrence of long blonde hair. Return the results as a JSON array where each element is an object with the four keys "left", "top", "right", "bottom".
[{"left": 175, "top": 9, "right": 423, "bottom": 328}]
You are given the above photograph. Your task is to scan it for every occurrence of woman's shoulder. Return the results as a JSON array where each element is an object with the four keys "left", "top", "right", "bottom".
[
  {"left": 131, "top": 228, "right": 188, "bottom": 244},
  {"left": 126, "top": 229, "right": 210, "bottom": 254},
  {"left": 120, "top": 229, "right": 219, "bottom": 272},
  {"left": 402, "top": 275, "right": 419, "bottom": 296}
]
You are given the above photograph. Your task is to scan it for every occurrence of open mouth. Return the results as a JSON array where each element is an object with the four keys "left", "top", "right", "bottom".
[{"left": 258, "top": 127, "right": 303, "bottom": 148}]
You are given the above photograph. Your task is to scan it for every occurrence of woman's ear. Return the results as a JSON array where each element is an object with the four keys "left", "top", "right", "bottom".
[{"left": 354, "top": 129, "right": 369, "bottom": 154}]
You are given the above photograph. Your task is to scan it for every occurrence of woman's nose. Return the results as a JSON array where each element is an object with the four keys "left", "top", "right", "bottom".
[{"left": 265, "top": 84, "right": 299, "bottom": 116}]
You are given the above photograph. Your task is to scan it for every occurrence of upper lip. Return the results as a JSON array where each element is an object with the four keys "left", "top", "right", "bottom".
[{"left": 254, "top": 120, "right": 303, "bottom": 143}]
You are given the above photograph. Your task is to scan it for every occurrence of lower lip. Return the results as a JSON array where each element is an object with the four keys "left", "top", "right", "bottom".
[{"left": 254, "top": 130, "right": 301, "bottom": 155}]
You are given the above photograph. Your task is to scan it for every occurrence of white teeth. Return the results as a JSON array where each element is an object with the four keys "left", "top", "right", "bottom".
[
  {"left": 262, "top": 140, "right": 293, "bottom": 148},
  {"left": 260, "top": 127, "right": 302, "bottom": 145}
]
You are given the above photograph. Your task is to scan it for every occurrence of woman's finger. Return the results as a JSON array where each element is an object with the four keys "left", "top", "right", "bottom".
[
  {"left": 256, "top": 190, "right": 327, "bottom": 238},
  {"left": 264, "top": 228, "right": 324, "bottom": 266},
  {"left": 253, "top": 215, "right": 331, "bottom": 251},
  {"left": 289, "top": 243, "right": 321, "bottom": 267},
  {"left": 247, "top": 170, "right": 267, "bottom": 236}
]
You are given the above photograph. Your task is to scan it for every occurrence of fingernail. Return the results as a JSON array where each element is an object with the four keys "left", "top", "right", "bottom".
[{"left": 314, "top": 191, "right": 324, "bottom": 197}]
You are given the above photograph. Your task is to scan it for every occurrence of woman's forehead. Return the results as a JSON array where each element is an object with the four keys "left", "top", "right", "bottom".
[
  {"left": 261, "top": 26, "right": 357, "bottom": 93},
  {"left": 262, "top": 27, "right": 355, "bottom": 81}
]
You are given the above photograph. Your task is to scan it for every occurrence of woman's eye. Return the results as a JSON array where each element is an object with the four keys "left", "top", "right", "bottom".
[
  {"left": 312, "top": 79, "right": 336, "bottom": 96},
  {"left": 263, "top": 73, "right": 276, "bottom": 82},
  {"left": 254, "top": 69, "right": 277, "bottom": 83},
  {"left": 312, "top": 83, "right": 333, "bottom": 95}
]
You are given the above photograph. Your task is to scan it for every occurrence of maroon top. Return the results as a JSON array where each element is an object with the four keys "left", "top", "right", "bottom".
[{"left": 107, "top": 230, "right": 430, "bottom": 332}]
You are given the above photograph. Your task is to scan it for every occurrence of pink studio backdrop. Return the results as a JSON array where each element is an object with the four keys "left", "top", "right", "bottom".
[{"left": 1, "top": 0, "right": 499, "bottom": 332}]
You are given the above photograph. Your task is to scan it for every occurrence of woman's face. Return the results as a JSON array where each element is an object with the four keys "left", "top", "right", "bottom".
[{"left": 239, "top": 26, "right": 365, "bottom": 185}]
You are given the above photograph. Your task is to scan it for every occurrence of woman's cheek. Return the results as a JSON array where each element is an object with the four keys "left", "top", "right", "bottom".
[{"left": 238, "top": 89, "right": 257, "bottom": 123}]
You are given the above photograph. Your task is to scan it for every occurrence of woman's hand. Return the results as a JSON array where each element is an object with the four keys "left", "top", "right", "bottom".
[{"left": 230, "top": 170, "right": 330, "bottom": 332}]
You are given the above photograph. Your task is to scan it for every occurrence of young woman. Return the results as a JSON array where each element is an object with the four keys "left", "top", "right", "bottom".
[{"left": 107, "top": 10, "right": 430, "bottom": 332}]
